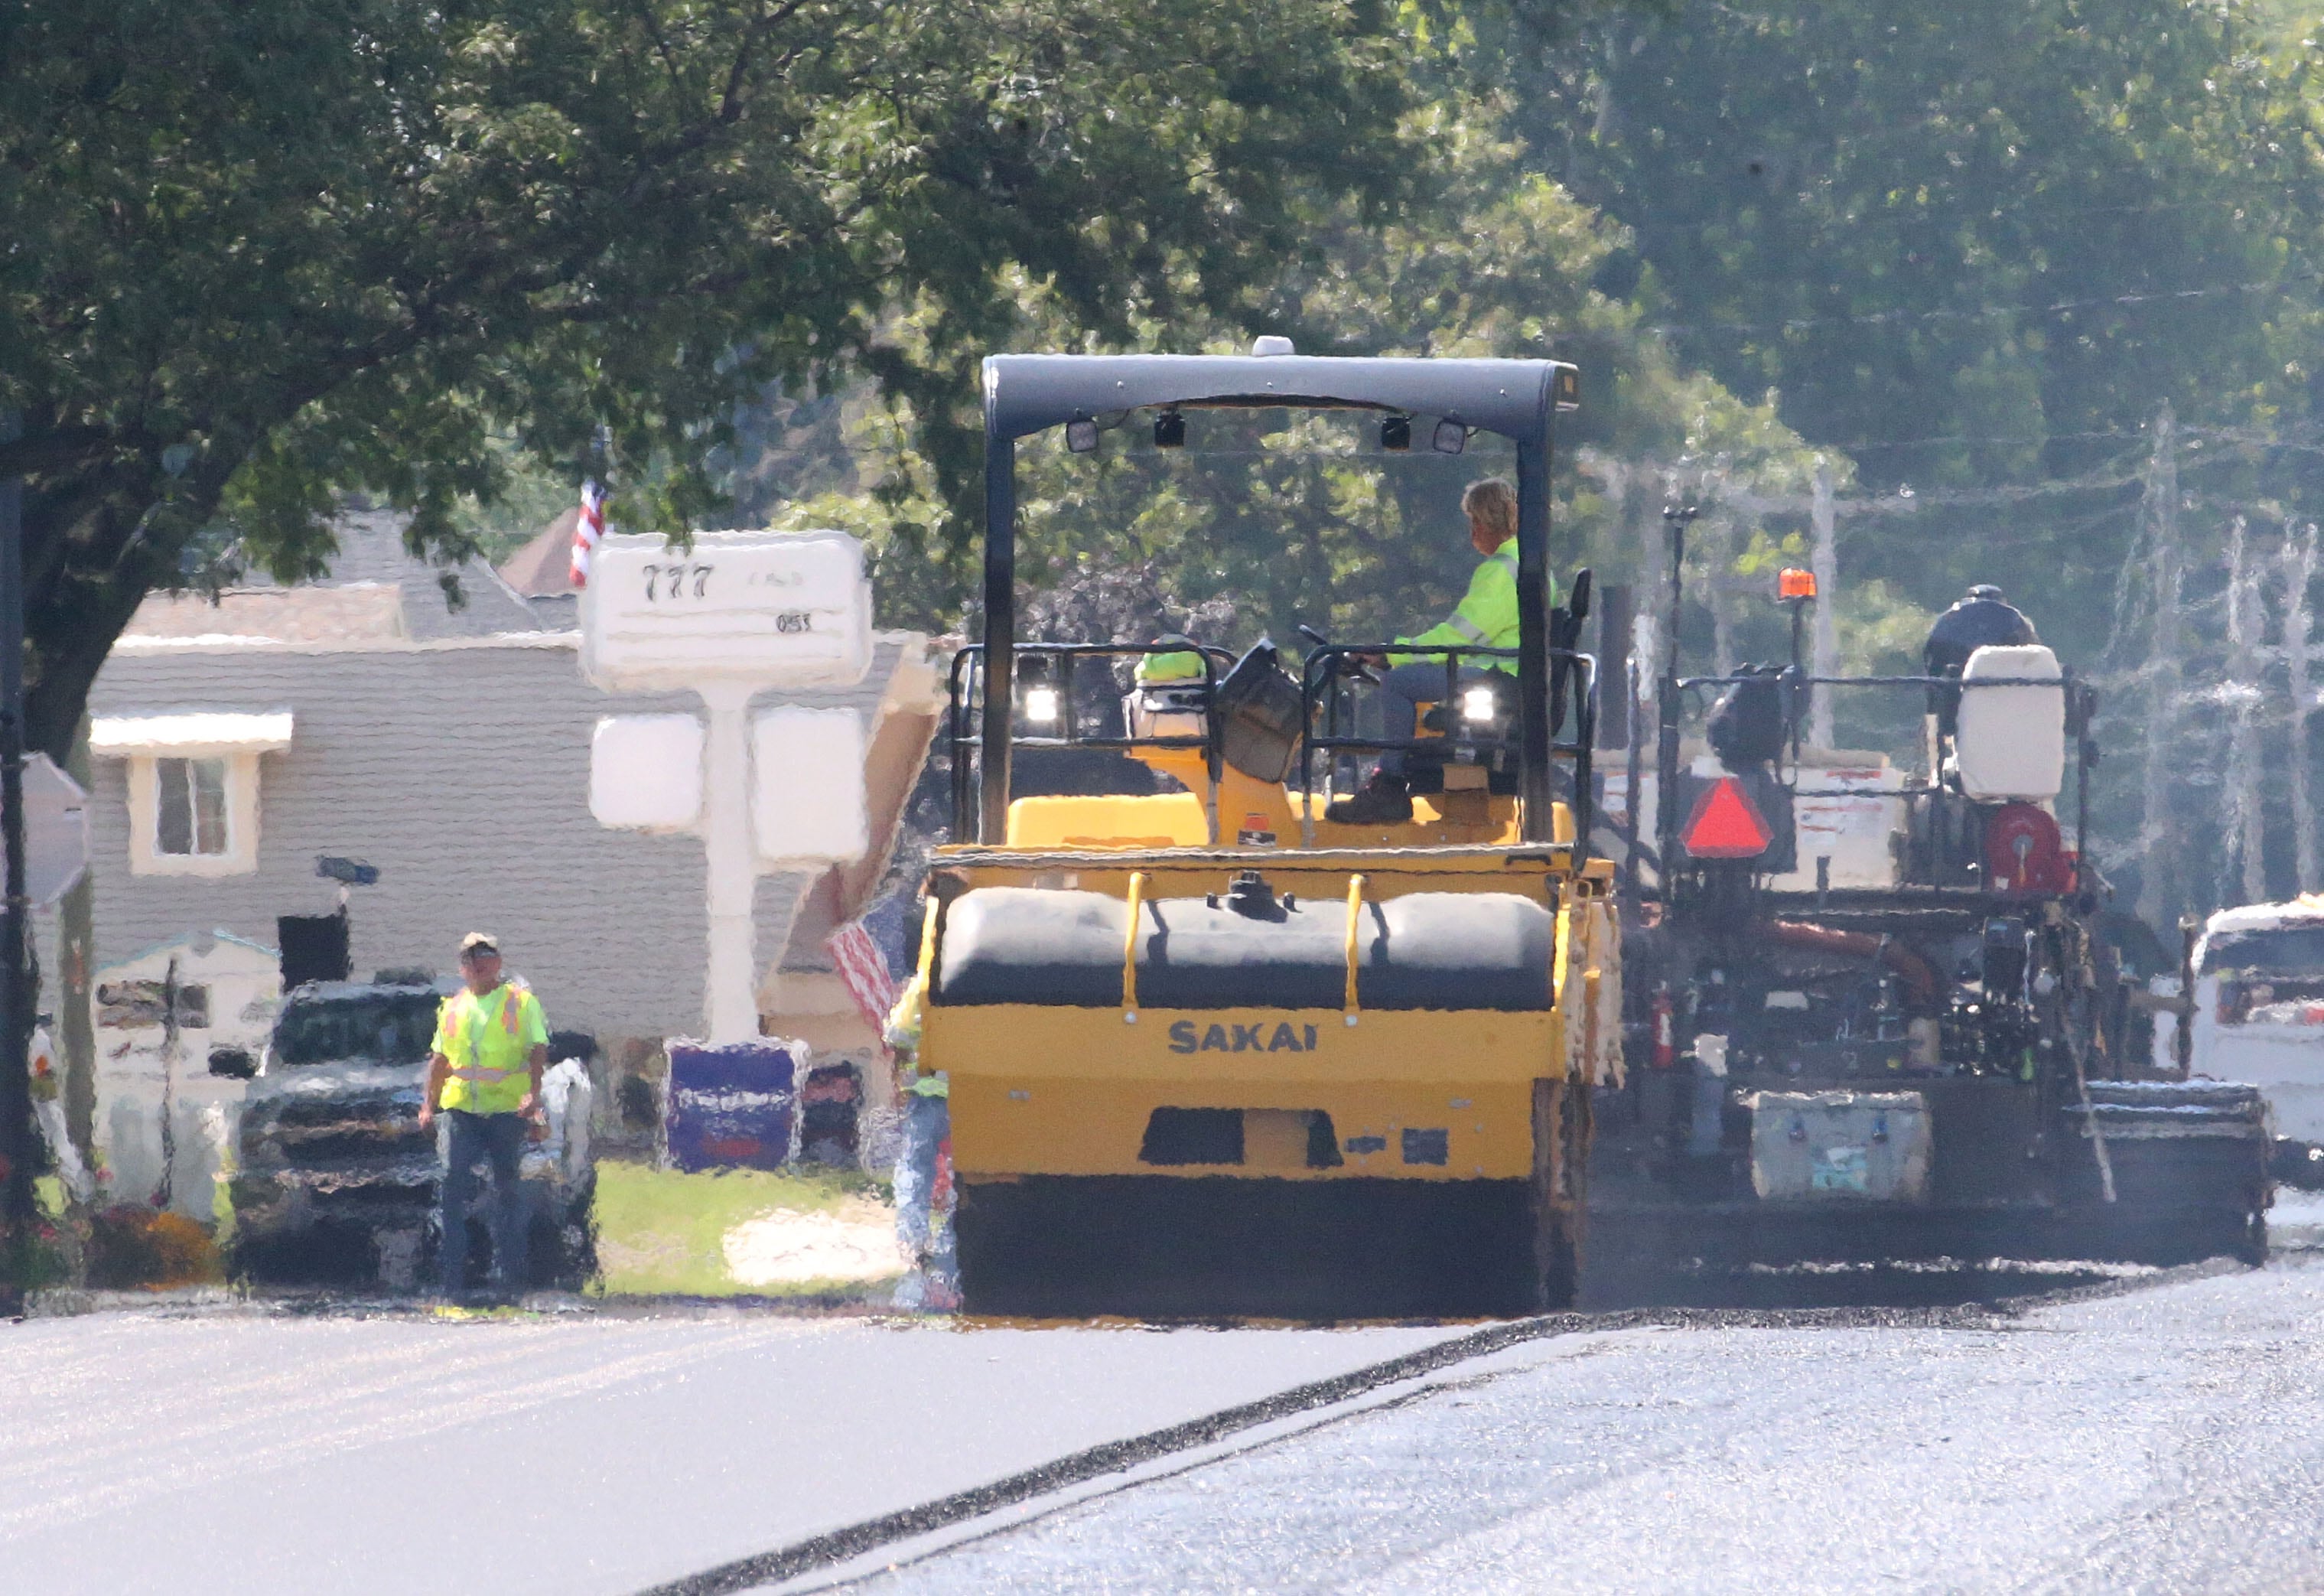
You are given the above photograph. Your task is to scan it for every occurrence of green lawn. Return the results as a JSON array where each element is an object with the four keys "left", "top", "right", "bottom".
[{"left": 591, "top": 1161, "right": 897, "bottom": 1298}]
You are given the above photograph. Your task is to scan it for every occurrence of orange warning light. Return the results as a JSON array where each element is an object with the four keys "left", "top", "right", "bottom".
[
  {"left": 1778, "top": 567, "right": 1818, "bottom": 600},
  {"left": 1683, "top": 776, "right": 1775, "bottom": 858}
]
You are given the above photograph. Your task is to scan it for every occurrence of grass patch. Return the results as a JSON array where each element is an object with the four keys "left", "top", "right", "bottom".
[{"left": 591, "top": 1161, "right": 895, "bottom": 1298}]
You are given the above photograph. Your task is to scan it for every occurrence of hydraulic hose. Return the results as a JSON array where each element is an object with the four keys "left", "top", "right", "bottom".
[{"left": 1761, "top": 920, "right": 1940, "bottom": 1010}]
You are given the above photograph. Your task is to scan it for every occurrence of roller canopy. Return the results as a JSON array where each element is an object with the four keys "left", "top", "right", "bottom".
[
  {"left": 934, "top": 886, "right": 1555, "bottom": 1011},
  {"left": 982, "top": 354, "right": 1577, "bottom": 441},
  {"left": 974, "top": 350, "right": 1580, "bottom": 848}
]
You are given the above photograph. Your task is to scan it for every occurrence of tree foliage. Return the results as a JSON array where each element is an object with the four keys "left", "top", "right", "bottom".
[
  {"left": 773, "top": 108, "right": 1839, "bottom": 653},
  {"left": 0, "top": 0, "right": 1416, "bottom": 755},
  {"left": 1524, "top": 0, "right": 2324, "bottom": 480}
]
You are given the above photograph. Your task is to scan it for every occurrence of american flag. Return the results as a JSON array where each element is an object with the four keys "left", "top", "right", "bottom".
[
  {"left": 827, "top": 914, "right": 902, "bottom": 1041},
  {"left": 568, "top": 478, "right": 607, "bottom": 588}
]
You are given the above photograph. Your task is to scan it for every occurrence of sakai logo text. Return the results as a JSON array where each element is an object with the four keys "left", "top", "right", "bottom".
[{"left": 1167, "top": 1021, "right": 1321, "bottom": 1054}]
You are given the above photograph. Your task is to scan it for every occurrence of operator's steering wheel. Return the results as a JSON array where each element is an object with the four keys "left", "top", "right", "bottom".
[{"left": 1298, "top": 624, "right": 1382, "bottom": 686}]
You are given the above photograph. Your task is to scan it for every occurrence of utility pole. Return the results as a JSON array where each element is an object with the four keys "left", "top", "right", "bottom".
[
  {"left": 1657, "top": 499, "right": 1700, "bottom": 892},
  {"left": 1639, "top": 467, "right": 1671, "bottom": 689},
  {"left": 2224, "top": 514, "right": 2267, "bottom": 905},
  {"left": 0, "top": 424, "right": 34, "bottom": 1239},
  {"left": 1809, "top": 455, "right": 1839, "bottom": 750},
  {"left": 1707, "top": 511, "right": 1738, "bottom": 676},
  {"left": 2136, "top": 402, "right": 2182, "bottom": 935},
  {"left": 2284, "top": 522, "right": 2319, "bottom": 893}
]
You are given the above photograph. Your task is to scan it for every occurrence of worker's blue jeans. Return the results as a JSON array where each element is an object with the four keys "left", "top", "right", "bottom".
[
  {"left": 893, "top": 1090, "right": 953, "bottom": 1270},
  {"left": 1365, "top": 663, "right": 1496, "bottom": 778},
  {"left": 441, "top": 1109, "right": 526, "bottom": 1295}
]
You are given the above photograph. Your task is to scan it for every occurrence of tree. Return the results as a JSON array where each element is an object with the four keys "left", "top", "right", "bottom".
[
  {"left": 773, "top": 106, "right": 1843, "bottom": 653},
  {"left": 1522, "top": 0, "right": 2324, "bottom": 484},
  {"left": 0, "top": 0, "right": 1419, "bottom": 758},
  {"left": 1499, "top": 0, "right": 2324, "bottom": 905}
]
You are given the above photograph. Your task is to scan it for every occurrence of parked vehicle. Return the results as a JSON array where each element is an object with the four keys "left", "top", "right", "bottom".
[
  {"left": 2192, "top": 898, "right": 2324, "bottom": 1187},
  {"left": 231, "top": 976, "right": 595, "bottom": 1289}
]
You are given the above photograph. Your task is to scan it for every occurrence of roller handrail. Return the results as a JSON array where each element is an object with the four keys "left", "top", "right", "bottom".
[
  {"left": 948, "top": 642, "right": 1232, "bottom": 844},
  {"left": 1121, "top": 871, "right": 1147, "bottom": 1017},
  {"left": 943, "top": 636, "right": 1599, "bottom": 862},
  {"left": 1297, "top": 640, "right": 1597, "bottom": 853}
]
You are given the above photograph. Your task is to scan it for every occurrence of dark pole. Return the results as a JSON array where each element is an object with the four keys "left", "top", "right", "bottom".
[
  {"left": 1786, "top": 594, "right": 1808, "bottom": 770},
  {"left": 1655, "top": 504, "right": 1697, "bottom": 899},
  {"left": 2075, "top": 679, "right": 2096, "bottom": 894},
  {"left": 1597, "top": 584, "right": 1632, "bottom": 751},
  {"left": 1514, "top": 385, "right": 1556, "bottom": 845},
  {"left": 0, "top": 426, "right": 34, "bottom": 1238},
  {"left": 978, "top": 408, "right": 1017, "bottom": 848}
]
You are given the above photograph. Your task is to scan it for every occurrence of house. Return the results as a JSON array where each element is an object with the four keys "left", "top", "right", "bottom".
[
  {"left": 70, "top": 511, "right": 941, "bottom": 1200},
  {"left": 498, "top": 508, "right": 584, "bottom": 631}
]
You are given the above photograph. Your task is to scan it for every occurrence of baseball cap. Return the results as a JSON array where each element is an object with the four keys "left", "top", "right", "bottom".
[{"left": 458, "top": 932, "right": 500, "bottom": 957}]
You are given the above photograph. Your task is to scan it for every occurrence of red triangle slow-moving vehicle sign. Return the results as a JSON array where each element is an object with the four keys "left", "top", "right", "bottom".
[{"left": 1683, "top": 775, "right": 1773, "bottom": 858}]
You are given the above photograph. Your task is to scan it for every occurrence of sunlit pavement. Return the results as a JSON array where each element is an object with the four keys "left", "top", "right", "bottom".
[
  {"left": 0, "top": 1304, "right": 1466, "bottom": 1596},
  {"left": 11, "top": 1239, "right": 2324, "bottom": 1596},
  {"left": 831, "top": 1257, "right": 2324, "bottom": 1596}
]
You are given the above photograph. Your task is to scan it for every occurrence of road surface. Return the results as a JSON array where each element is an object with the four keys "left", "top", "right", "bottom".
[
  {"left": 819, "top": 1258, "right": 2324, "bottom": 1595},
  {"left": 10, "top": 1257, "right": 2323, "bottom": 1595},
  {"left": 0, "top": 1303, "right": 1466, "bottom": 1596}
]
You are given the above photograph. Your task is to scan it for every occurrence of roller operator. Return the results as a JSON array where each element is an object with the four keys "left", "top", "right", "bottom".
[{"left": 1326, "top": 476, "right": 1548, "bottom": 824}]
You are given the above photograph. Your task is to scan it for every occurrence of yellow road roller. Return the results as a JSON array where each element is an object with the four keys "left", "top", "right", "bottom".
[{"left": 916, "top": 349, "right": 1618, "bottom": 1318}]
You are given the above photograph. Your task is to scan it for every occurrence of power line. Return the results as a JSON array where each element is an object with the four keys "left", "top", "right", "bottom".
[
  {"left": 1614, "top": 191, "right": 2287, "bottom": 236},
  {"left": 1832, "top": 426, "right": 2153, "bottom": 452},
  {"left": 1638, "top": 272, "right": 2313, "bottom": 340},
  {"left": 1766, "top": 419, "right": 2324, "bottom": 459}
]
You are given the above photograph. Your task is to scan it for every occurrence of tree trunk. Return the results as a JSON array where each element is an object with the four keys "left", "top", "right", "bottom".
[{"left": 57, "top": 714, "right": 96, "bottom": 1165}]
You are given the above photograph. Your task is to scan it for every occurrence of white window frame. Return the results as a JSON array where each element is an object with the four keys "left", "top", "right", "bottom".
[
  {"left": 125, "top": 751, "right": 263, "bottom": 877},
  {"left": 93, "top": 712, "right": 291, "bottom": 881}
]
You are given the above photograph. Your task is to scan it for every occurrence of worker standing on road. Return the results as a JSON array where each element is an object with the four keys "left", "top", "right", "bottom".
[
  {"left": 1326, "top": 477, "right": 1552, "bottom": 824},
  {"left": 418, "top": 933, "right": 549, "bottom": 1299},
  {"left": 883, "top": 962, "right": 958, "bottom": 1310}
]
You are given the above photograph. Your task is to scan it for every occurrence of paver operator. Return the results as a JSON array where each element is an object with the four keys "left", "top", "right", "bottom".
[
  {"left": 1326, "top": 477, "right": 1551, "bottom": 824},
  {"left": 418, "top": 932, "right": 549, "bottom": 1297}
]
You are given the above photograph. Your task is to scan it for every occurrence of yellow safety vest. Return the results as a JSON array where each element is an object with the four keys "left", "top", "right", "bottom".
[
  {"left": 432, "top": 981, "right": 547, "bottom": 1115},
  {"left": 1391, "top": 537, "right": 1554, "bottom": 664},
  {"left": 1135, "top": 648, "right": 1207, "bottom": 685}
]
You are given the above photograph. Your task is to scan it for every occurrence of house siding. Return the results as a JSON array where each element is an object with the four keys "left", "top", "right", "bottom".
[{"left": 82, "top": 633, "right": 909, "bottom": 1041}]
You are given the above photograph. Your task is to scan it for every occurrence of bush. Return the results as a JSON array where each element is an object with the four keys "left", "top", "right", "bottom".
[
  {"left": 0, "top": 1223, "right": 70, "bottom": 1304},
  {"left": 87, "top": 1206, "right": 222, "bottom": 1289}
]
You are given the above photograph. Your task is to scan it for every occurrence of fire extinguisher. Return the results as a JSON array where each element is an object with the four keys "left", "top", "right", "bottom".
[{"left": 1651, "top": 984, "right": 1675, "bottom": 1070}]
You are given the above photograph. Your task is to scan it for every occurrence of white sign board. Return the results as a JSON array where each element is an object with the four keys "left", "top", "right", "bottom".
[
  {"left": 581, "top": 529, "right": 872, "bottom": 692},
  {"left": 589, "top": 715, "right": 705, "bottom": 832},
  {"left": 16, "top": 753, "right": 90, "bottom": 908},
  {"left": 751, "top": 707, "right": 868, "bottom": 863}
]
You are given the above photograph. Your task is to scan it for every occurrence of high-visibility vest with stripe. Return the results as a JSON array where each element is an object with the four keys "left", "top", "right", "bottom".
[
  {"left": 432, "top": 981, "right": 547, "bottom": 1115},
  {"left": 1134, "top": 649, "right": 1207, "bottom": 685},
  {"left": 1392, "top": 538, "right": 1554, "bottom": 664}
]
